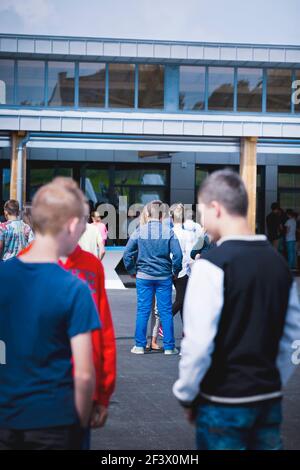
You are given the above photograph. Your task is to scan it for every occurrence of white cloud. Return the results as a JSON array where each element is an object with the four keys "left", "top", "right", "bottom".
[
  {"left": 0, "top": 0, "right": 299, "bottom": 45},
  {"left": 0, "top": 0, "right": 57, "bottom": 29}
]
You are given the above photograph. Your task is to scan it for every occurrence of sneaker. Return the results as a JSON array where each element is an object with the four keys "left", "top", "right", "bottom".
[
  {"left": 131, "top": 346, "right": 145, "bottom": 354},
  {"left": 164, "top": 348, "right": 179, "bottom": 356},
  {"left": 158, "top": 326, "right": 164, "bottom": 338}
]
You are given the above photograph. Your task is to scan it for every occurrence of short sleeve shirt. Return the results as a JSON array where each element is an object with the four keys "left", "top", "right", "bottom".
[
  {"left": 0, "top": 258, "right": 100, "bottom": 429},
  {"left": 0, "top": 220, "right": 34, "bottom": 260}
]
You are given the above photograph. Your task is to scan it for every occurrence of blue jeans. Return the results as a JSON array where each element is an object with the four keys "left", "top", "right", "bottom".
[
  {"left": 135, "top": 277, "right": 175, "bottom": 350},
  {"left": 286, "top": 240, "right": 296, "bottom": 269},
  {"left": 196, "top": 398, "right": 283, "bottom": 450}
]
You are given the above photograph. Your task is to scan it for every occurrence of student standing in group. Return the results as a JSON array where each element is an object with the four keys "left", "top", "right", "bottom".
[
  {"left": 18, "top": 179, "right": 117, "bottom": 450},
  {"left": 170, "top": 203, "right": 203, "bottom": 321},
  {"left": 173, "top": 169, "right": 300, "bottom": 450},
  {"left": 0, "top": 199, "right": 34, "bottom": 260},
  {"left": 123, "top": 200, "right": 182, "bottom": 355},
  {"left": 0, "top": 180, "right": 100, "bottom": 450},
  {"left": 79, "top": 220, "right": 105, "bottom": 260},
  {"left": 60, "top": 243, "right": 116, "bottom": 449},
  {"left": 91, "top": 211, "right": 108, "bottom": 245},
  {"left": 139, "top": 204, "right": 162, "bottom": 351}
]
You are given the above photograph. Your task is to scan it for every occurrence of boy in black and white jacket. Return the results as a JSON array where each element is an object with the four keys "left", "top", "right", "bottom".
[{"left": 173, "top": 169, "right": 300, "bottom": 450}]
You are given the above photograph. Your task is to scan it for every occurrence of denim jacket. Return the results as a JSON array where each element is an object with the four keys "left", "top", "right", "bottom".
[{"left": 123, "top": 220, "right": 183, "bottom": 277}]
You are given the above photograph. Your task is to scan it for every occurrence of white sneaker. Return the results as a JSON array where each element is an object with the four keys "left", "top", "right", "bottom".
[
  {"left": 164, "top": 348, "right": 179, "bottom": 356},
  {"left": 131, "top": 346, "right": 145, "bottom": 354}
]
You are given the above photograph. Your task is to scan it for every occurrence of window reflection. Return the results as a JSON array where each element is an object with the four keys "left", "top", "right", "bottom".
[
  {"left": 84, "top": 169, "right": 110, "bottom": 205},
  {"left": 109, "top": 64, "right": 135, "bottom": 108},
  {"left": 79, "top": 62, "right": 106, "bottom": 107},
  {"left": 18, "top": 60, "right": 45, "bottom": 106},
  {"left": 267, "top": 69, "right": 292, "bottom": 113},
  {"left": 237, "top": 68, "right": 263, "bottom": 112},
  {"left": 115, "top": 168, "right": 166, "bottom": 186},
  {"left": 84, "top": 166, "right": 168, "bottom": 209},
  {"left": 48, "top": 62, "right": 75, "bottom": 107},
  {"left": 294, "top": 70, "right": 300, "bottom": 113},
  {"left": 208, "top": 67, "right": 234, "bottom": 111},
  {"left": 0, "top": 60, "right": 14, "bottom": 105},
  {"left": 179, "top": 66, "right": 205, "bottom": 111},
  {"left": 29, "top": 167, "right": 73, "bottom": 199},
  {"left": 2, "top": 168, "right": 10, "bottom": 201},
  {"left": 138, "top": 65, "right": 164, "bottom": 109}
]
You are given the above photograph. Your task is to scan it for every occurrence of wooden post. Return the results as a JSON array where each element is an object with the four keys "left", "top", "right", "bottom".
[
  {"left": 240, "top": 137, "right": 257, "bottom": 233},
  {"left": 10, "top": 131, "right": 27, "bottom": 207}
]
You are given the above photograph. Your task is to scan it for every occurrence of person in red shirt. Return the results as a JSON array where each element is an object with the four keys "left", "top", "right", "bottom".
[
  {"left": 18, "top": 243, "right": 117, "bottom": 445},
  {"left": 60, "top": 245, "right": 116, "bottom": 420}
]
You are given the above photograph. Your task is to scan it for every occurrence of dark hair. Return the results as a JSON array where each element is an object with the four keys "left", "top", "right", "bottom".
[
  {"left": 271, "top": 202, "right": 279, "bottom": 211},
  {"left": 4, "top": 199, "right": 20, "bottom": 216},
  {"left": 198, "top": 169, "right": 248, "bottom": 217},
  {"left": 286, "top": 209, "right": 294, "bottom": 217}
]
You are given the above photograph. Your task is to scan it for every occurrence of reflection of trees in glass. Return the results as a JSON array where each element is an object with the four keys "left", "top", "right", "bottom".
[
  {"left": 208, "top": 83, "right": 234, "bottom": 110},
  {"left": 179, "top": 93, "right": 204, "bottom": 110},
  {"left": 237, "top": 78, "right": 263, "bottom": 111},
  {"left": 138, "top": 65, "right": 164, "bottom": 109},
  {"left": 109, "top": 64, "right": 135, "bottom": 108},
  {"left": 179, "top": 66, "right": 205, "bottom": 111},
  {"left": 267, "top": 70, "right": 292, "bottom": 112},
  {"left": 48, "top": 66, "right": 75, "bottom": 107},
  {"left": 79, "top": 65, "right": 106, "bottom": 107},
  {"left": 29, "top": 168, "right": 72, "bottom": 198}
]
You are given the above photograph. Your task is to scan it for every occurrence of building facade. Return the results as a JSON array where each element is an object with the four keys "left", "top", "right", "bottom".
[{"left": 1, "top": 33, "right": 300, "bottom": 238}]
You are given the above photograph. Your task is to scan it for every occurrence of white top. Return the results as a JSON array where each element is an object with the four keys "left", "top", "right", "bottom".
[
  {"left": 79, "top": 223, "right": 103, "bottom": 258},
  {"left": 285, "top": 218, "right": 297, "bottom": 242},
  {"left": 173, "top": 220, "right": 204, "bottom": 278}
]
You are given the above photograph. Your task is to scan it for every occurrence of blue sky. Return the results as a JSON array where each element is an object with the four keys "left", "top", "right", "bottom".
[{"left": 0, "top": 0, "right": 299, "bottom": 45}]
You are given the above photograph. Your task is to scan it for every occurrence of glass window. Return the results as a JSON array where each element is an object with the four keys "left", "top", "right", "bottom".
[
  {"left": 29, "top": 167, "right": 73, "bottom": 199},
  {"left": 237, "top": 68, "right": 263, "bottom": 112},
  {"left": 208, "top": 67, "right": 234, "bottom": 111},
  {"left": 17, "top": 60, "right": 45, "bottom": 106},
  {"left": 48, "top": 62, "right": 75, "bottom": 107},
  {"left": 294, "top": 70, "right": 300, "bottom": 113},
  {"left": 79, "top": 62, "right": 106, "bottom": 107},
  {"left": 85, "top": 169, "right": 110, "bottom": 205},
  {"left": 279, "top": 192, "right": 300, "bottom": 213},
  {"left": 179, "top": 66, "right": 205, "bottom": 111},
  {"left": 115, "top": 168, "right": 166, "bottom": 186},
  {"left": 267, "top": 69, "right": 292, "bottom": 113},
  {"left": 0, "top": 60, "right": 14, "bottom": 105},
  {"left": 2, "top": 168, "right": 10, "bottom": 201},
  {"left": 278, "top": 171, "right": 300, "bottom": 188},
  {"left": 138, "top": 65, "right": 164, "bottom": 109},
  {"left": 109, "top": 64, "right": 135, "bottom": 108},
  {"left": 134, "top": 188, "right": 166, "bottom": 205}
]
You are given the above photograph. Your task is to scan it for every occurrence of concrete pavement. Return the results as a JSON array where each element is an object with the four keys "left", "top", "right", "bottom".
[{"left": 91, "top": 287, "right": 300, "bottom": 450}]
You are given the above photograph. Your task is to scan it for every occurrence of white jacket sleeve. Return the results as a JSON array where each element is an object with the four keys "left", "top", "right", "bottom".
[
  {"left": 173, "top": 259, "right": 224, "bottom": 405},
  {"left": 276, "top": 280, "right": 300, "bottom": 387}
]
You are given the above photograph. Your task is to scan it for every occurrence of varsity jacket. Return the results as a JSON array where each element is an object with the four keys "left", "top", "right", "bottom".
[{"left": 173, "top": 235, "right": 300, "bottom": 406}]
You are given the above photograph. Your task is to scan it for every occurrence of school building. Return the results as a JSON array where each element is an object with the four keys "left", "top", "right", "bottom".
[{"left": 1, "top": 33, "right": 300, "bottom": 237}]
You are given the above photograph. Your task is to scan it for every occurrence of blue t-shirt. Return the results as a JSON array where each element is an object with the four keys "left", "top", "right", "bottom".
[{"left": 0, "top": 258, "right": 100, "bottom": 430}]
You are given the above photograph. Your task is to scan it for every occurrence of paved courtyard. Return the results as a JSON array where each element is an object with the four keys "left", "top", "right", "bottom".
[{"left": 91, "top": 286, "right": 300, "bottom": 451}]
